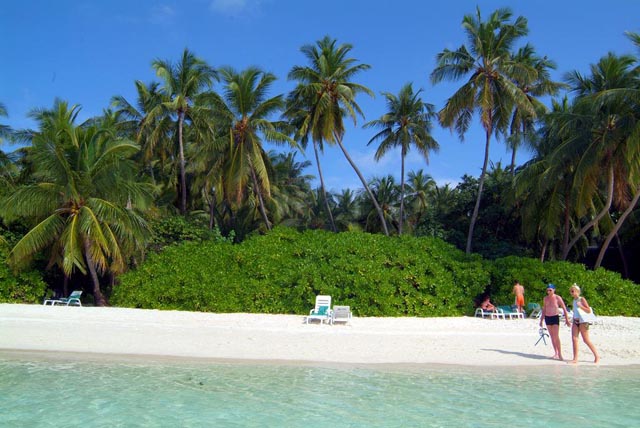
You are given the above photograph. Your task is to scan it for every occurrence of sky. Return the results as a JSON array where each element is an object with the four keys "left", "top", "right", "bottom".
[{"left": 2, "top": 0, "right": 640, "bottom": 192}]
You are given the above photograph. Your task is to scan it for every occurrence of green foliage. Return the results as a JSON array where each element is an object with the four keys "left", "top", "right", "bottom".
[
  {"left": 0, "top": 246, "right": 48, "bottom": 303},
  {"left": 148, "top": 215, "right": 233, "bottom": 252},
  {"left": 113, "top": 227, "right": 489, "bottom": 316},
  {"left": 490, "top": 256, "right": 640, "bottom": 316}
]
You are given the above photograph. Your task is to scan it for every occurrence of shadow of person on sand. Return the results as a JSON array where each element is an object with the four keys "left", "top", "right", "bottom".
[{"left": 482, "top": 349, "right": 550, "bottom": 361}]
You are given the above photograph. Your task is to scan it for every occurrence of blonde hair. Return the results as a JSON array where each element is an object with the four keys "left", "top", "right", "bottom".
[{"left": 570, "top": 283, "right": 581, "bottom": 294}]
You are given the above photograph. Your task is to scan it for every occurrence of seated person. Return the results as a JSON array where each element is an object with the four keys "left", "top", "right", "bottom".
[{"left": 480, "top": 296, "right": 496, "bottom": 311}]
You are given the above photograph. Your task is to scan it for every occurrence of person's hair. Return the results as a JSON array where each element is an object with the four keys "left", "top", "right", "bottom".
[
  {"left": 513, "top": 279, "right": 520, "bottom": 284},
  {"left": 570, "top": 284, "right": 581, "bottom": 294}
]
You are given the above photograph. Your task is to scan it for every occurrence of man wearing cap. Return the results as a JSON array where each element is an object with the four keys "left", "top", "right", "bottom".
[{"left": 539, "top": 284, "right": 571, "bottom": 360}]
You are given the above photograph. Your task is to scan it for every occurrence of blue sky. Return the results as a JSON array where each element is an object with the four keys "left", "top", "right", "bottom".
[{"left": 2, "top": 0, "right": 639, "bottom": 192}]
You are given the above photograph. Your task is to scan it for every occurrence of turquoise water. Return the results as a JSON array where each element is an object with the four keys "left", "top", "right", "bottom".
[{"left": 1, "top": 352, "right": 639, "bottom": 427}]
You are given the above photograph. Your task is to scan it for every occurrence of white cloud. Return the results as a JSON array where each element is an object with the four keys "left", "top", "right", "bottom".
[
  {"left": 209, "top": 0, "right": 260, "bottom": 16},
  {"left": 150, "top": 4, "right": 176, "bottom": 24}
]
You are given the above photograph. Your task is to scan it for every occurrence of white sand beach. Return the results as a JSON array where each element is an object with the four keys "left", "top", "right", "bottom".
[{"left": 1, "top": 303, "right": 639, "bottom": 366}]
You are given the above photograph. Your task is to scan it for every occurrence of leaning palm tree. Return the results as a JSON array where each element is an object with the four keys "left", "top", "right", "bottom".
[
  {"left": 364, "top": 83, "right": 439, "bottom": 234},
  {"left": 288, "top": 36, "right": 389, "bottom": 235},
  {"left": 0, "top": 101, "right": 154, "bottom": 306},
  {"left": 143, "top": 49, "right": 218, "bottom": 215},
  {"left": 217, "top": 66, "right": 296, "bottom": 230},
  {"left": 0, "top": 102, "right": 12, "bottom": 144},
  {"left": 431, "top": 7, "right": 535, "bottom": 253}
]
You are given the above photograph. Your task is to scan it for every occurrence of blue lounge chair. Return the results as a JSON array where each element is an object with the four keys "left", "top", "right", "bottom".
[
  {"left": 498, "top": 305, "right": 524, "bottom": 320},
  {"left": 305, "top": 295, "right": 332, "bottom": 324},
  {"left": 43, "top": 290, "right": 83, "bottom": 306}
]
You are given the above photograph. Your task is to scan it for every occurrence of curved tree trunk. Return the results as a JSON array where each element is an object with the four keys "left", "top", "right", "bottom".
[
  {"left": 561, "top": 190, "right": 571, "bottom": 257},
  {"left": 334, "top": 133, "right": 389, "bottom": 236},
  {"left": 466, "top": 128, "right": 491, "bottom": 254},
  {"left": 594, "top": 184, "right": 640, "bottom": 268},
  {"left": 398, "top": 149, "right": 406, "bottom": 235},
  {"left": 562, "top": 166, "right": 614, "bottom": 260},
  {"left": 314, "top": 141, "right": 336, "bottom": 232},
  {"left": 177, "top": 111, "right": 187, "bottom": 215},
  {"left": 250, "top": 165, "right": 272, "bottom": 230},
  {"left": 84, "top": 240, "right": 107, "bottom": 306}
]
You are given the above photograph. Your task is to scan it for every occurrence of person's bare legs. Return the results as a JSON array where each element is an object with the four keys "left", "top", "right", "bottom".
[
  {"left": 579, "top": 324, "right": 600, "bottom": 363},
  {"left": 548, "top": 324, "right": 563, "bottom": 360},
  {"left": 570, "top": 322, "right": 580, "bottom": 364}
]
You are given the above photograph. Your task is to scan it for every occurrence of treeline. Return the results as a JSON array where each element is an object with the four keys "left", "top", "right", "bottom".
[{"left": 0, "top": 8, "right": 639, "bottom": 306}]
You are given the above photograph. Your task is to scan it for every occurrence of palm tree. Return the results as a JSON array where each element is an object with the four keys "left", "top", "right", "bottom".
[
  {"left": 558, "top": 52, "right": 640, "bottom": 264},
  {"left": 143, "top": 49, "right": 218, "bottom": 215},
  {"left": 217, "top": 66, "right": 296, "bottom": 230},
  {"left": 0, "top": 102, "right": 11, "bottom": 144},
  {"left": 364, "top": 83, "right": 439, "bottom": 234},
  {"left": 0, "top": 101, "right": 154, "bottom": 306},
  {"left": 431, "top": 7, "right": 535, "bottom": 253},
  {"left": 405, "top": 169, "right": 437, "bottom": 229},
  {"left": 506, "top": 44, "right": 565, "bottom": 173},
  {"left": 288, "top": 36, "right": 389, "bottom": 236}
]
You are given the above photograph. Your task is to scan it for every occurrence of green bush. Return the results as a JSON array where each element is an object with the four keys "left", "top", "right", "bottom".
[
  {"left": 0, "top": 247, "right": 48, "bottom": 303},
  {"left": 113, "top": 227, "right": 488, "bottom": 316},
  {"left": 490, "top": 256, "right": 640, "bottom": 316}
]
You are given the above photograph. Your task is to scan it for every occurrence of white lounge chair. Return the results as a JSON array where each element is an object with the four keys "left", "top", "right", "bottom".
[
  {"left": 498, "top": 305, "right": 525, "bottom": 320},
  {"left": 474, "top": 307, "right": 503, "bottom": 319},
  {"left": 43, "top": 290, "right": 82, "bottom": 306},
  {"left": 305, "top": 295, "right": 332, "bottom": 324},
  {"left": 331, "top": 306, "right": 352, "bottom": 324}
]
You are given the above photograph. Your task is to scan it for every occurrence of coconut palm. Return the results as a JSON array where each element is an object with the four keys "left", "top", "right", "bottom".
[
  {"left": 288, "top": 36, "right": 389, "bottom": 235},
  {"left": 364, "top": 83, "right": 439, "bottom": 234},
  {"left": 0, "top": 102, "right": 11, "bottom": 144},
  {"left": 0, "top": 100, "right": 154, "bottom": 305},
  {"left": 431, "top": 7, "right": 535, "bottom": 253},
  {"left": 405, "top": 169, "right": 437, "bottom": 229},
  {"left": 217, "top": 66, "right": 296, "bottom": 230},
  {"left": 506, "top": 44, "right": 565, "bottom": 173},
  {"left": 143, "top": 49, "right": 218, "bottom": 215}
]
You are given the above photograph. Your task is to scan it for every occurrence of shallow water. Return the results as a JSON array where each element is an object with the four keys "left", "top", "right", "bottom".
[{"left": 1, "top": 352, "right": 638, "bottom": 427}]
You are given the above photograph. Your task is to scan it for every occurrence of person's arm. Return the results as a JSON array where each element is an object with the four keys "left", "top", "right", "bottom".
[
  {"left": 539, "top": 300, "right": 545, "bottom": 326},
  {"left": 577, "top": 297, "right": 591, "bottom": 313},
  {"left": 558, "top": 296, "right": 571, "bottom": 326}
]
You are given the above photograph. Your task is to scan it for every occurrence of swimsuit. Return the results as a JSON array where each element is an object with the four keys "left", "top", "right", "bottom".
[
  {"left": 516, "top": 295, "right": 524, "bottom": 306},
  {"left": 544, "top": 315, "right": 560, "bottom": 325}
]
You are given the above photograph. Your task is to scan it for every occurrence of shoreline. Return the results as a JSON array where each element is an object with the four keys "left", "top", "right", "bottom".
[{"left": 2, "top": 304, "right": 640, "bottom": 367}]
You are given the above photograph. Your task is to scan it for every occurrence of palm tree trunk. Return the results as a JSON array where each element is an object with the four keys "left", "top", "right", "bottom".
[
  {"left": 594, "top": 184, "right": 640, "bottom": 268},
  {"left": 539, "top": 238, "right": 548, "bottom": 262},
  {"left": 84, "top": 240, "right": 107, "bottom": 306},
  {"left": 562, "top": 166, "right": 614, "bottom": 260},
  {"left": 561, "top": 193, "right": 571, "bottom": 257},
  {"left": 334, "top": 132, "right": 389, "bottom": 236},
  {"left": 178, "top": 111, "right": 187, "bottom": 215},
  {"left": 399, "top": 149, "right": 406, "bottom": 235},
  {"left": 615, "top": 233, "right": 629, "bottom": 278},
  {"left": 250, "top": 165, "right": 272, "bottom": 230},
  {"left": 466, "top": 128, "right": 491, "bottom": 254},
  {"left": 314, "top": 141, "right": 336, "bottom": 232}
]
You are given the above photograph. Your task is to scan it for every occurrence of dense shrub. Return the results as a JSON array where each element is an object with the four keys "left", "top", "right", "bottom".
[
  {"left": 113, "top": 227, "right": 489, "bottom": 316},
  {"left": 112, "top": 227, "right": 639, "bottom": 317},
  {"left": 0, "top": 247, "right": 48, "bottom": 303},
  {"left": 490, "top": 256, "right": 640, "bottom": 316}
]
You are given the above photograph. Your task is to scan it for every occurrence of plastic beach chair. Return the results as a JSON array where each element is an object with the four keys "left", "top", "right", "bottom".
[
  {"left": 43, "top": 290, "right": 83, "bottom": 306},
  {"left": 331, "top": 306, "right": 352, "bottom": 324},
  {"left": 305, "top": 295, "right": 332, "bottom": 324}
]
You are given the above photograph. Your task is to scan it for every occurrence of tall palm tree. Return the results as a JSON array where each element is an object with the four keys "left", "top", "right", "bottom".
[
  {"left": 405, "top": 169, "right": 437, "bottom": 229},
  {"left": 288, "top": 36, "right": 389, "bottom": 236},
  {"left": 431, "top": 7, "right": 535, "bottom": 253},
  {"left": 506, "top": 44, "right": 565, "bottom": 173},
  {"left": 558, "top": 53, "right": 640, "bottom": 264},
  {"left": 0, "top": 102, "right": 11, "bottom": 144},
  {"left": 0, "top": 101, "right": 154, "bottom": 305},
  {"left": 217, "top": 66, "right": 296, "bottom": 230},
  {"left": 143, "top": 49, "right": 218, "bottom": 215},
  {"left": 364, "top": 83, "right": 439, "bottom": 234}
]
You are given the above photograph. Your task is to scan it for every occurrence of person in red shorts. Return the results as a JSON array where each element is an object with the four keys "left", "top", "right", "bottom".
[{"left": 512, "top": 280, "right": 525, "bottom": 313}]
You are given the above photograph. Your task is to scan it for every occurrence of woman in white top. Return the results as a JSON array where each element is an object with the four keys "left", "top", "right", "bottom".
[{"left": 569, "top": 284, "right": 600, "bottom": 364}]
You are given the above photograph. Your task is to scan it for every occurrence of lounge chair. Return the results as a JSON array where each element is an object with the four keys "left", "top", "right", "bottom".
[
  {"left": 526, "top": 303, "right": 542, "bottom": 319},
  {"left": 43, "top": 290, "right": 83, "bottom": 306},
  {"left": 497, "top": 305, "right": 524, "bottom": 320},
  {"left": 474, "top": 307, "right": 503, "bottom": 320},
  {"left": 305, "top": 295, "right": 332, "bottom": 324},
  {"left": 331, "top": 306, "right": 352, "bottom": 324}
]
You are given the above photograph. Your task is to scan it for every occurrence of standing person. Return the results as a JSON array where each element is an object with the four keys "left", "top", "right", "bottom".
[
  {"left": 539, "top": 284, "right": 571, "bottom": 360},
  {"left": 569, "top": 284, "right": 600, "bottom": 364},
  {"left": 512, "top": 280, "right": 525, "bottom": 313}
]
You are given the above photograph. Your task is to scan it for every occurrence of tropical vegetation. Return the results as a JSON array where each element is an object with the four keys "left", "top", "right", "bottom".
[{"left": 1, "top": 8, "right": 639, "bottom": 313}]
